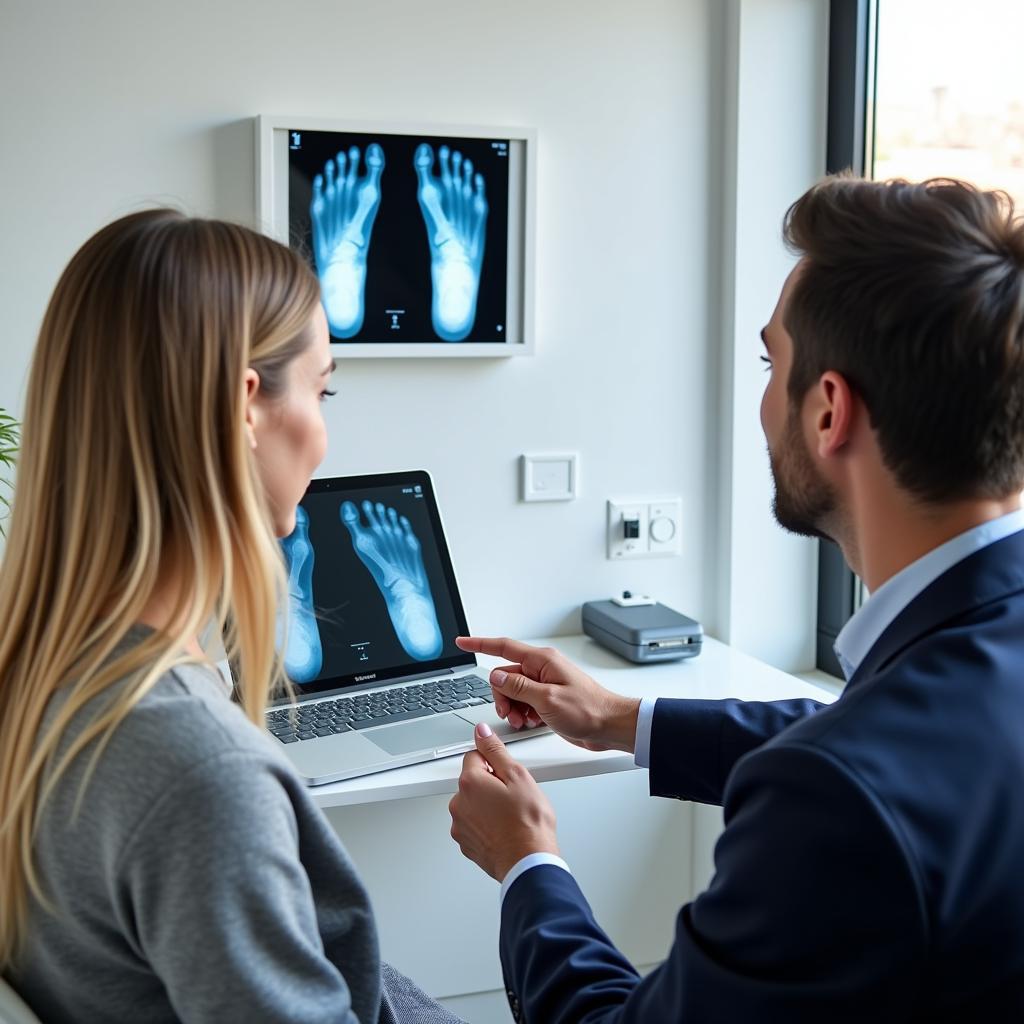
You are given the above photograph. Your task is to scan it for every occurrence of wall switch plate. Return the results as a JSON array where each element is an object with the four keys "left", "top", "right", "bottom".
[
  {"left": 648, "top": 499, "right": 682, "bottom": 556},
  {"left": 607, "top": 498, "right": 682, "bottom": 559},
  {"left": 521, "top": 453, "right": 579, "bottom": 501}
]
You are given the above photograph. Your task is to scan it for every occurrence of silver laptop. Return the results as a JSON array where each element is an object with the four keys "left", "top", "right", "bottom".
[{"left": 259, "top": 470, "right": 546, "bottom": 785}]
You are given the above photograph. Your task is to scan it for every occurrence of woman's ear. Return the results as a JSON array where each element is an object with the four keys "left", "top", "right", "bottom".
[{"left": 243, "top": 368, "right": 260, "bottom": 451}]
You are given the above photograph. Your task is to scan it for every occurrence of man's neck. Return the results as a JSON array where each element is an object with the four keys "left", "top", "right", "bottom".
[{"left": 843, "top": 490, "right": 1022, "bottom": 593}]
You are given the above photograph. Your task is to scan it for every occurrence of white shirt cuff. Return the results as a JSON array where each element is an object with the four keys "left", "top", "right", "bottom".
[
  {"left": 499, "top": 852, "right": 571, "bottom": 907},
  {"left": 633, "top": 696, "right": 658, "bottom": 768}
]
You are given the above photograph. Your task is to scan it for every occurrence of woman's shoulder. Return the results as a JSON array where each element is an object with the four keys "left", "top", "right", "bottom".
[
  {"left": 35, "top": 660, "right": 326, "bottom": 891},
  {"left": 110, "top": 662, "right": 305, "bottom": 795},
  {"left": 46, "top": 659, "right": 299, "bottom": 823}
]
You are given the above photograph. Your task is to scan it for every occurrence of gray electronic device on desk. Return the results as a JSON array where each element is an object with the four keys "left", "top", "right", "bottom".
[{"left": 582, "top": 592, "right": 703, "bottom": 664}]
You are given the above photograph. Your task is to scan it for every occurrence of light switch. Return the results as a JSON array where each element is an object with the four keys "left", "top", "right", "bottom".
[
  {"left": 607, "top": 501, "right": 649, "bottom": 558},
  {"left": 607, "top": 497, "right": 682, "bottom": 559},
  {"left": 521, "top": 453, "right": 579, "bottom": 502}
]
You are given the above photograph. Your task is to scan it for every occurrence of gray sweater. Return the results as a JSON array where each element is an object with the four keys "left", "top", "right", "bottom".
[{"left": 10, "top": 634, "right": 382, "bottom": 1023}]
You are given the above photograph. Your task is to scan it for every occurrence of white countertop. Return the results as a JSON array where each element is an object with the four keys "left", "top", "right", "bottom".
[{"left": 309, "top": 634, "right": 838, "bottom": 809}]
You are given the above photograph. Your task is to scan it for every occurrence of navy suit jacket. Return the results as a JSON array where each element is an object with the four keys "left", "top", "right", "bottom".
[{"left": 499, "top": 531, "right": 1024, "bottom": 1021}]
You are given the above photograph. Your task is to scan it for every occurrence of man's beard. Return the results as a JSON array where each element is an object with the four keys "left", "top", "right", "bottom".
[{"left": 769, "top": 408, "right": 837, "bottom": 541}]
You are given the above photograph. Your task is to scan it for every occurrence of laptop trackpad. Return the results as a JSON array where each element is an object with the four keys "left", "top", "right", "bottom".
[{"left": 366, "top": 714, "right": 473, "bottom": 756}]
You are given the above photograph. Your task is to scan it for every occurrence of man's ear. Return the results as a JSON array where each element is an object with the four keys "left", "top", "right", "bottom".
[
  {"left": 812, "top": 371, "right": 856, "bottom": 458},
  {"left": 243, "top": 368, "right": 260, "bottom": 451}
]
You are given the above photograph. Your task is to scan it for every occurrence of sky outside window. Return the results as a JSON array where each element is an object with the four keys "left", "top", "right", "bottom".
[{"left": 873, "top": 0, "right": 1024, "bottom": 206}]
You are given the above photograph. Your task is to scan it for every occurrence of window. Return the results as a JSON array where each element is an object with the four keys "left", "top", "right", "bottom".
[
  {"left": 873, "top": 0, "right": 1024, "bottom": 206},
  {"left": 817, "top": 0, "right": 1024, "bottom": 675}
]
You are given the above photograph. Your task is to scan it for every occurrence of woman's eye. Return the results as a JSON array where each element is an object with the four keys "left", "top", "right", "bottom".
[
  {"left": 319, "top": 388, "right": 337, "bottom": 403},
  {"left": 759, "top": 355, "right": 772, "bottom": 372}
]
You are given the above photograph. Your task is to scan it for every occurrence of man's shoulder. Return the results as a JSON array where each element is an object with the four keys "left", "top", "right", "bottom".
[
  {"left": 854, "top": 534, "right": 1024, "bottom": 683},
  {"left": 778, "top": 629, "right": 1024, "bottom": 782},
  {"left": 804, "top": 597, "right": 1024, "bottom": 745},
  {"left": 761, "top": 609, "right": 1024, "bottom": 878}
]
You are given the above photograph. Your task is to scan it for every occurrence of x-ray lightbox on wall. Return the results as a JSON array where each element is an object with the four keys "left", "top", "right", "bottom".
[{"left": 255, "top": 116, "right": 536, "bottom": 357}]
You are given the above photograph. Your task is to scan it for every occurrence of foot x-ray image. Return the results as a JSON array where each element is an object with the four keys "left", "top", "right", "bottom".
[
  {"left": 341, "top": 499, "right": 443, "bottom": 662},
  {"left": 414, "top": 143, "right": 488, "bottom": 342},
  {"left": 310, "top": 144, "right": 385, "bottom": 339},
  {"left": 277, "top": 483, "right": 460, "bottom": 686},
  {"left": 279, "top": 506, "right": 323, "bottom": 683},
  {"left": 289, "top": 129, "right": 509, "bottom": 345}
]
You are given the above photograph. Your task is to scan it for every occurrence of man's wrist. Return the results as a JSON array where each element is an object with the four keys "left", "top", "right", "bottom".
[
  {"left": 603, "top": 695, "right": 641, "bottom": 753},
  {"left": 495, "top": 839, "right": 560, "bottom": 883},
  {"left": 499, "top": 851, "right": 572, "bottom": 906}
]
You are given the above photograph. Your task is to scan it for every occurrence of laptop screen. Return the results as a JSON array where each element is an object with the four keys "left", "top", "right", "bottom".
[{"left": 275, "top": 471, "right": 474, "bottom": 701}]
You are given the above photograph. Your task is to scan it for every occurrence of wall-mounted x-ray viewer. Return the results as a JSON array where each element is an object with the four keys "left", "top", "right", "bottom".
[{"left": 255, "top": 116, "right": 536, "bottom": 357}]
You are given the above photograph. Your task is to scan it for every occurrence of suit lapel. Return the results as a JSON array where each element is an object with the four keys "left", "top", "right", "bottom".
[{"left": 849, "top": 530, "right": 1024, "bottom": 687}]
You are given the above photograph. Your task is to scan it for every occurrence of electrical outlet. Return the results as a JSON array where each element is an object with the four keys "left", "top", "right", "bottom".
[
  {"left": 606, "top": 498, "right": 682, "bottom": 559},
  {"left": 607, "top": 501, "right": 649, "bottom": 559}
]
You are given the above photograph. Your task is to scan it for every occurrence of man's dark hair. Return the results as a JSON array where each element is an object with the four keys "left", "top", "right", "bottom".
[{"left": 783, "top": 175, "right": 1024, "bottom": 502}]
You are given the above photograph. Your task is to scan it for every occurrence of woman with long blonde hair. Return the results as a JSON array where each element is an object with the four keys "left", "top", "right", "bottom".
[{"left": 0, "top": 210, "right": 460, "bottom": 1023}]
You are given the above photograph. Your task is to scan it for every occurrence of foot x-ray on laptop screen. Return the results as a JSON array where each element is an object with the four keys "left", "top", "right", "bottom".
[
  {"left": 262, "top": 470, "right": 545, "bottom": 785},
  {"left": 278, "top": 471, "right": 473, "bottom": 698}
]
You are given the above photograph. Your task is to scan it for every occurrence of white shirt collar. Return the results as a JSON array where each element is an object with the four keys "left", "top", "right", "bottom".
[{"left": 833, "top": 508, "right": 1024, "bottom": 681}]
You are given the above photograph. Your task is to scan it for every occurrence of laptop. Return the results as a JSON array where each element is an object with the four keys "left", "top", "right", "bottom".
[{"left": 261, "top": 470, "right": 547, "bottom": 785}]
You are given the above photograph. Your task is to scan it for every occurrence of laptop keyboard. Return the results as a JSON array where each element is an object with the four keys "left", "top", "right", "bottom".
[{"left": 265, "top": 675, "right": 495, "bottom": 744}]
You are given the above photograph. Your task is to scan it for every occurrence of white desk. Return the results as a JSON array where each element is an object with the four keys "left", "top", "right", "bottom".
[
  {"left": 311, "top": 633, "right": 837, "bottom": 810},
  {"left": 318, "top": 635, "right": 837, "bottom": 1022}
]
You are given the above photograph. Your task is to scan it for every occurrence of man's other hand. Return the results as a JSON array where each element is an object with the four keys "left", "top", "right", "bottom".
[{"left": 448, "top": 723, "right": 559, "bottom": 882}]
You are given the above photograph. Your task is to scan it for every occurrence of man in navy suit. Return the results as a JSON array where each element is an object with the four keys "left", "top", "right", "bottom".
[{"left": 449, "top": 176, "right": 1024, "bottom": 1020}]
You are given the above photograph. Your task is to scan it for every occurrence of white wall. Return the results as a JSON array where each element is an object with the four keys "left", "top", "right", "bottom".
[
  {"left": 0, "top": 0, "right": 720, "bottom": 645},
  {"left": 0, "top": 0, "right": 826, "bottom": 663},
  {"left": 713, "top": 0, "right": 827, "bottom": 667}
]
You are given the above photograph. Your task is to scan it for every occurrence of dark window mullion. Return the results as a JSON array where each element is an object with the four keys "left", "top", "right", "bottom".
[{"left": 815, "top": 0, "right": 876, "bottom": 676}]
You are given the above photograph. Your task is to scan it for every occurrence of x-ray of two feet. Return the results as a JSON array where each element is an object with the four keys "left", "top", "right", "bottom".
[
  {"left": 281, "top": 501, "right": 444, "bottom": 684},
  {"left": 310, "top": 143, "right": 488, "bottom": 341}
]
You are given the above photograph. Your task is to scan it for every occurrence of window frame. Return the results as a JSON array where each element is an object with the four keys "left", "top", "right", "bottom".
[{"left": 814, "top": 0, "right": 878, "bottom": 676}]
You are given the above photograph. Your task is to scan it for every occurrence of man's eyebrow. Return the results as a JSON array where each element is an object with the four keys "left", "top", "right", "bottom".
[{"left": 321, "top": 359, "right": 337, "bottom": 376}]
